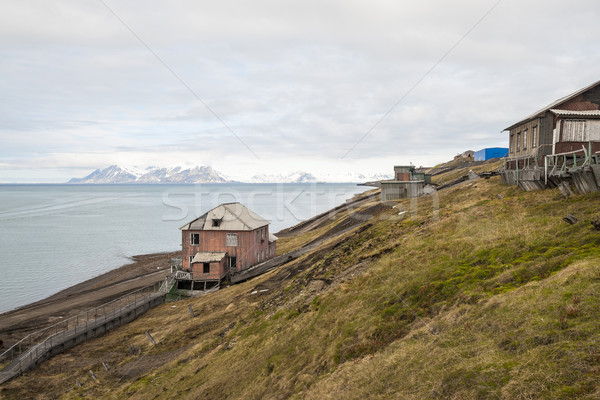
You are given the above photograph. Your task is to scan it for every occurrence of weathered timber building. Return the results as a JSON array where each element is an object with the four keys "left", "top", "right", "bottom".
[
  {"left": 178, "top": 202, "right": 277, "bottom": 290},
  {"left": 501, "top": 80, "right": 600, "bottom": 193},
  {"left": 380, "top": 165, "right": 433, "bottom": 201}
]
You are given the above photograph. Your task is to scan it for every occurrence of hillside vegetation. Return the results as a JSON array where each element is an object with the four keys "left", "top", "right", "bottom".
[{"left": 3, "top": 176, "right": 600, "bottom": 399}]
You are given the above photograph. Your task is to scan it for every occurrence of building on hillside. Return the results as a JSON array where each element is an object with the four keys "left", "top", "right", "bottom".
[
  {"left": 500, "top": 80, "right": 600, "bottom": 192},
  {"left": 474, "top": 147, "right": 508, "bottom": 161},
  {"left": 178, "top": 202, "right": 277, "bottom": 290},
  {"left": 380, "top": 165, "right": 433, "bottom": 201},
  {"left": 454, "top": 150, "right": 474, "bottom": 160}
]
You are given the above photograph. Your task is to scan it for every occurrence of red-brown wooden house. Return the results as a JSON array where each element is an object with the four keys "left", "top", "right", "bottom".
[
  {"left": 179, "top": 202, "right": 277, "bottom": 289},
  {"left": 503, "top": 79, "right": 600, "bottom": 168}
]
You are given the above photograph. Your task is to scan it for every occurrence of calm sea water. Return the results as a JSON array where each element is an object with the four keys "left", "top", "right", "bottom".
[{"left": 0, "top": 183, "right": 368, "bottom": 313}]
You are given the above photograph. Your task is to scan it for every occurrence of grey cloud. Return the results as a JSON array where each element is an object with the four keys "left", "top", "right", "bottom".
[{"left": 2, "top": 0, "right": 600, "bottom": 181}]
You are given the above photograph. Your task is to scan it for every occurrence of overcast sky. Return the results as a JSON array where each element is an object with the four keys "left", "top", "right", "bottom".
[{"left": 1, "top": 0, "right": 600, "bottom": 182}]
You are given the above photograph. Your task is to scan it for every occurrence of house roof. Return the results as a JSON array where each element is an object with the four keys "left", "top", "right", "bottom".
[
  {"left": 269, "top": 233, "right": 278, "bottom": 242},
  {"left": 503, "top": 80, "right": 600, "bottom": 131},
  {"left": 180, "top": 202, "right": 269, "bottom": 231},
  {"left": 549, "top": 109, "right": 600, "bottom": 117},
  {"left": 191, "top": 252, "right": 227, "bottom": 263}
]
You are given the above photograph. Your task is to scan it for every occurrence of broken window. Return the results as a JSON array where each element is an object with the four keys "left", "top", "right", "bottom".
[
  {"left": 532, "top": 126, "right": 537, "bottom": 148},
  {"left": 189, "top": 255, "right": 194, "bottom": 265},
  {"left": 190, "top": 233, "right": 200, "bottom": 245},
  {"left": 510, "top": 134, "right": 514, "bottom": 154},
  {"left": 226, "top": 233, "right": 238, "bottom": 247},
  {"left": 562, "top": 120, "right": 586, "bottom": 142},
  {"left": 203, "top": 263, "right": 210, "bottom": 274},
  {"left": 516, "top": 132, "right": 521, "bottom": 152},
  {"left": 212, "top": 218, "right": 221, "bottom": 227},
  {"left": 523, "top": 129, "right": 528, "bottom": 150}
]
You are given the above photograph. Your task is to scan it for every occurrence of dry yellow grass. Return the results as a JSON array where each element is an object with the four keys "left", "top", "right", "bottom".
[{"left": 3, "top": 177, "right": 600, "bottom": 399}]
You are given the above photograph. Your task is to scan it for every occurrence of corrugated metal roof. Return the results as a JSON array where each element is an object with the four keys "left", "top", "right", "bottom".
[
  {"left": 269, "top": 233, "right": 278, "bottom": 242},
  {"left": 503, "top": 80, "right": 600, "bottom": 131},
  {"left": 192, "top": 252, "right": 226, "bottom": 263},
  {"left": 180, "top": 202, "right": 269, "bottom": 231},
  {"left": 550, "top": 109, "right": 600, "bottom": 117}
]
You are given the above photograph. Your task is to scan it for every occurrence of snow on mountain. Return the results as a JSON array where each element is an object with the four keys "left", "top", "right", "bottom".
[
  {"left": 246, "top": 171, "right": 390, "bottom": 183},
  {"left": 68, "top": 165, "right": 229, "bottom": 184},
  {"left": 68, "top": 165, "right": 140, "bottom": 184},
  {"left": 69, "top": 166, "right": 391, "bottom": 184},
  {"left": 313, "top": 171, "right": 392, "bottom": 183},
  {"left": 248, "top": 171, "right": 318, "bottom": 183}
]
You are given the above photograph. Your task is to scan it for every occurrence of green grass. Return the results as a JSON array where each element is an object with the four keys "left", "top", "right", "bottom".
[{"left": 3, "top": 177, "right": 600, "bottom": 400}]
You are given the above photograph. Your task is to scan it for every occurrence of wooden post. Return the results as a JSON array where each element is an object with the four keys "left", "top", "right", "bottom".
[
  {"left": 145, "top": 331, "right": 156, "bottom": 346},
  {"left": 545, "top": 155, "right": 548, "bottom": 185}
]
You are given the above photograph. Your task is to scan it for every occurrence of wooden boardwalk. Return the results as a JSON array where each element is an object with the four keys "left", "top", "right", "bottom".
[{"left": 0, "top": 292, "right": 164, "bottom": 385}]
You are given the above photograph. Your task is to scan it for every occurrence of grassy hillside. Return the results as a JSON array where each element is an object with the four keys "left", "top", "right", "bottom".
[{"left": 3, "top": 177, "right": 600, "bottom": 399}]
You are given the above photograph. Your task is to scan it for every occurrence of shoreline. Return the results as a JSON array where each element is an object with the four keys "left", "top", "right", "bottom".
[
  {"left": 0, "top": 251, "right": 179, "bottom": 348},
  {"left": 0, "top": 188, "right": 374, "bottom": 350}
]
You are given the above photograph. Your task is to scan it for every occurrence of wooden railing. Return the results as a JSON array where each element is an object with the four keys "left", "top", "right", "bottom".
[
  {"left": 544, "top": 143, "right": 600, "bottom": 184},
  {"left": 0, "top": 282, "right": 162, "bottom": 371}
]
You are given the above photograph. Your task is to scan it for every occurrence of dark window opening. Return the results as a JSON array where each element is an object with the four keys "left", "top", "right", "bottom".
[
  {"left": 203, "top": 263, "right": 210, "bottom": 274},
  {"left": 228, "top": 256, "right": 237, "bottom": 269},
  {"left": 212, "top": 218, "right": 222, "bottom": 227},
  {"left": 190, "top": 233, "right": 200, "bottom": 245}
]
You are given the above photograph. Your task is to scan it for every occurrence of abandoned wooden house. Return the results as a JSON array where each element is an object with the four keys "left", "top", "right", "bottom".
[
  {"left": 177, "top": 202, "right": 277, "bottom": 290},
  {"left": 380, "top": 165, "right": 433, "bottom": 201},
  {"left": 500, "top": 80, "right": 600, "bottom": 193}
]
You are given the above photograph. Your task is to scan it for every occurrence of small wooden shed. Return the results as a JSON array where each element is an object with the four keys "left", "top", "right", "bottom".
[{"left": 380, "top": 165, "right": 432, "bottom": 201}]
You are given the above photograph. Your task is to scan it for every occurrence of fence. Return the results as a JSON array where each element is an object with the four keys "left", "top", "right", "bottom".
[
  {"left": 545, "top": 144, "right": 600, "bottom": 184},
  {"left": 0, "top": 281, "right": 164, "bottom": 384}
]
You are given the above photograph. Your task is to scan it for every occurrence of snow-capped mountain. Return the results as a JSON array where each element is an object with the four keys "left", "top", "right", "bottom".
[
  {"left": 68, "top": 166, "right": 391, "bottom": 184},
  {"left": 246, "top": 171, "right": 392, "bottom": 183},
  {"left": 68, "top": 165, "right": 140, "bottom": 184},
  {"left": 248, "top": 171, "right": 318, "bottom": 183},
  {"left": 314, "top": 172, "right": 392, "bottom": 183},
  {"left": 136, "top": 166, "right": 228, "bottom": 183},
  {"left": 68, "top": 165, "right": 229, "bottom": 184}
]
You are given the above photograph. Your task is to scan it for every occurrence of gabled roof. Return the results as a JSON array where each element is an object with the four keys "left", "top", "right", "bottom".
[
  {"left": 180, "top": 202, "right": 269, "bottom": 231},
  {"left": 503, "top": 80, "right": 600, "bottom": 131}
]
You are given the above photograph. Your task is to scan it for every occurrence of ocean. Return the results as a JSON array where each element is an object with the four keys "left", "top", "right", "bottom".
[{"left": 0, "top": 183, "right": 369, "bottom": 314}]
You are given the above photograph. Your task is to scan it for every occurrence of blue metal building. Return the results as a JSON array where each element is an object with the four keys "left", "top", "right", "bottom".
[{"left": 474, "top": 147, "right": 508, "bottom": 161}]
